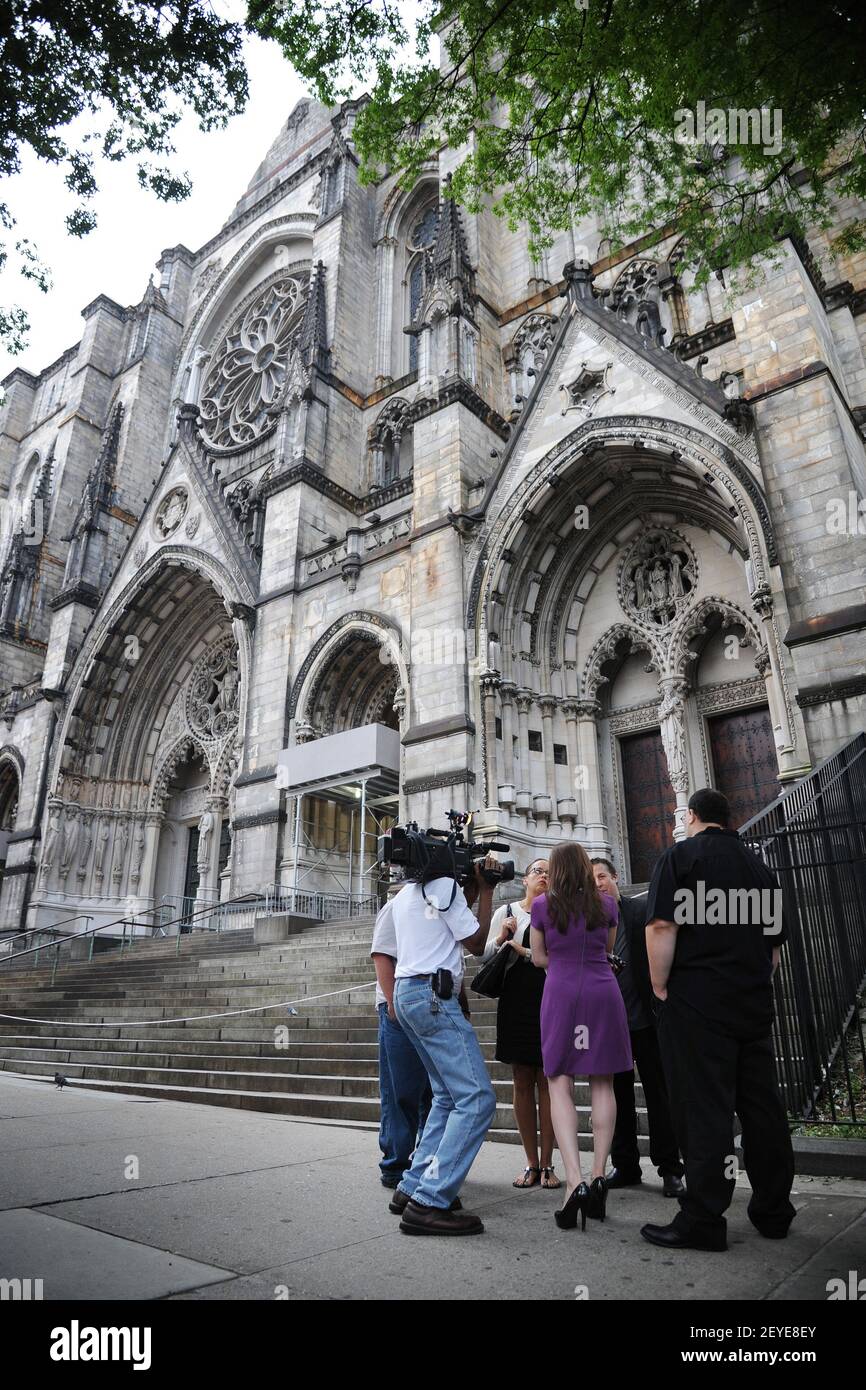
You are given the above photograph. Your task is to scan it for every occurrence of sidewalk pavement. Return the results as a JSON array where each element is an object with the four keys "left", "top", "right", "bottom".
[{"left": 0, "top": 1073, "right": 863, "bottom": 1302}]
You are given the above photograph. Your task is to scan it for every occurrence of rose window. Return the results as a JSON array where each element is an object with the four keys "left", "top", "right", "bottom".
[
  {"left": 187, "top": 641, "right": 240, "bottom": 741},
  {"left": 198, "top": 275, "right": 306, "bottom": 450}
]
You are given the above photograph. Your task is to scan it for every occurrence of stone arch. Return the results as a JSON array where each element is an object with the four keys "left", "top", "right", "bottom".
[
  {"left": 666, "top": 594, "right": 764, "bottom": 681},
  {"left": 582, "top": 623, "right": 663, "bottom": 701},
  {"left": 179, "top": 213, "right": 317, "bottom": 367},
  {"left": 149, "top": 733, "right": 213, "bottom": 814},
  {"left": 286, "top": 612, "right": 409, "bottom": 741},
  {"left": 49, "top": 549, "right": 250, "bottom": 805},
  {"left": 0, "top": 747, "right": 22, "bottom": 857},
  {"left": 368, "top": 396, "right": 413, "bottom": 487},
  {"left": 375, "top": 175, "right": 440, "bottom": 379},
  {"left": 467, "top": 414, "right": 777, "bottom": 642}
]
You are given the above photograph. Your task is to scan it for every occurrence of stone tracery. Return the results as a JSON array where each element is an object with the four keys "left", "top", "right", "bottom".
[{"left": 199, "top": 274, "right": 307, "bottom": 450}]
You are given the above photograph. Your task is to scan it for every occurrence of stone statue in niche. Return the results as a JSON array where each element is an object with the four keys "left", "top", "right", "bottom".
[
  {"left": 621, "top": 530, "right": 695, "bottom": 628},
  {"left": 658, "top": 682, "right": 690, "bottom": 793},
  {"left": 197, "top": 809, "right": 215, "bottom": 870},
  {"left": 112, "top": 820, "right": 129, "bottom": 883},
  {"left": 40, "top": 802, "right": 63, "bottom": 884}
]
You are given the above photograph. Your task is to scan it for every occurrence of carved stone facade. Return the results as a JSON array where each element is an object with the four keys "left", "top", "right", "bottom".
[{"left": 2, "top": 90, "right": 865, "bottom": 930}]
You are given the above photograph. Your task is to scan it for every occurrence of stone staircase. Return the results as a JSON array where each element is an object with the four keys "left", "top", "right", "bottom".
[{"left": 0, "top": 917, "right": 651, "bottom": 1151}]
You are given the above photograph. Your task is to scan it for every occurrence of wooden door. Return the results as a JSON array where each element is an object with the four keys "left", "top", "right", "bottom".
[
  {"left": 620, "top": 729, "right": 677, "bottom": 883},
  {"left": 708, "top": 706, "right": 778, "bottom": 828}
]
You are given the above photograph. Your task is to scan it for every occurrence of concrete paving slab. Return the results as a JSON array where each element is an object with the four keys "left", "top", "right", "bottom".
[
  {"left": 167, "top": 1182, "right": 865, "bottom": 1302},
  {"left": 2, "top": 1073, "right": 864, "bottom": 1302},
  {"left": 40, "top": 1162, "right": 403, "bottom": 1274},
  {"left": 0, "top": 1208, "right": 236, "bottom": 1300}
]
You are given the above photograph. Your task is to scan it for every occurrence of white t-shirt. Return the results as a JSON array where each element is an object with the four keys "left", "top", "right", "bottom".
[
  {"left": 392, "top": 877, "right": 480, "bottom": 986},
  {"left": 370, "top": 899, "right": 399, "bottom": 1008}
]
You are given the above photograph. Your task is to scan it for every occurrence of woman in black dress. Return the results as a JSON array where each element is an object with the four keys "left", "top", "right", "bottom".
[{"left": 481, "top": 858, "right": 559, "bottom": 1189}]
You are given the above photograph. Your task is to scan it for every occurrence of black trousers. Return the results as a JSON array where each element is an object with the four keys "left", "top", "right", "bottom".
[
  {"left": 657, "top": 996, "right": 796, "bottom": 1239},
  {"left": 611, "top": 1025, "right": 683, "bottom": 1180}
]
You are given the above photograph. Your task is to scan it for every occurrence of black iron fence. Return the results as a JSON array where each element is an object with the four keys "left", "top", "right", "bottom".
[{"left": 740, "top": 732, "right": 866, "bottom": 1129}]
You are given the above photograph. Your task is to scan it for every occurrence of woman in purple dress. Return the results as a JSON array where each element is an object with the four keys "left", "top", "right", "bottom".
[{"left": 530, "top": 842, "right": 632, "bottom": 1230}]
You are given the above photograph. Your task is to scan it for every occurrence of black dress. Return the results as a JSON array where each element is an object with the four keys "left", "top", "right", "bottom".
[{"left": 495, "top": 924, "right": 545, "bottom": 1067}]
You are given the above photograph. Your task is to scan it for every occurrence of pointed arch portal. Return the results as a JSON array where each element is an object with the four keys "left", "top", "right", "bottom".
[{"left": 35, "top": 559, "right": 245, "bottom": 929}]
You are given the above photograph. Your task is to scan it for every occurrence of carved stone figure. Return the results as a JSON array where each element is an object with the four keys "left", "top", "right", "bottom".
[
  {"left": 40, "top": 802, "right": 63, "bottom": 884},
  {"left": 77, "top": 813, "right": 94, "bottom": 883},
  {"left": 658, "top": 683, "right": 690, "bottom": 793},
  {"left": 197, "top": 809, "right": 215, "bottom": 870},
  {"left": 59, "top": 806, "right": 80, "bottom": 882},
  {"left": 154, "top": 488, "right": 188, "bottom": 539},
  {"left": 620, "top": 530, "right": 695, "bottom": 628},
  {"left": 112, "top": 821, "right": 129, "bottom": 884},
  {"left": 94, "top": 817, "right": 110, "bottom": 882}
]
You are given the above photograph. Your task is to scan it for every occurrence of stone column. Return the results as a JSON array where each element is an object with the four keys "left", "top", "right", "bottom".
[
  {"left": 393, "top": 683, "right": 408, "bottom": 823},
  {"left": 515, "top": 689, "right": 533, "bottom": 827},
  {"left": 657, "top": 678, "right": 691, "bottom": 840},
  {"left": 559, "top": 700, "right": 581, "bottom": 836},
  {"left": 139, "top": 814, "right": 163, "bottom": 918},
  {"left": 576, "top": 700, "right": 605, "bottom": 845},
  {"left": 499, "top": 681, "right": 516, "bottom": 804},
  {"left": 751, "top": 584, "right": 795, "bottom": 760},
  {"left": 374, "top": 237, "right": 397, "bottom": 387},
  {"left": 540, "top": 697, "right": 560, "bottom": 835},
  {"left": 480, "top": 671, "right": 500, "bottom": 810}
]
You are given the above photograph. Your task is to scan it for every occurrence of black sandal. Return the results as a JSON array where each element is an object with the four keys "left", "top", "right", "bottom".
[
  {"left": 540, "top": 1167, "right": 561, "bottom": 1189},
  {"left": 513, "top": 1166, "right": 541, "bottom": 1188}
]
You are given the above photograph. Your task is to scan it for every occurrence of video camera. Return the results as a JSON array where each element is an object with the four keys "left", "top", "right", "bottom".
[{"left": 378, "top": 810, "right": 514, "bottom": 889}]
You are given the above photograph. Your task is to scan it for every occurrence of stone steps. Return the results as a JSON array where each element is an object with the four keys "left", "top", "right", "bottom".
[{"left": 0, "top": 913, "right": 653, "bottom": 1152}]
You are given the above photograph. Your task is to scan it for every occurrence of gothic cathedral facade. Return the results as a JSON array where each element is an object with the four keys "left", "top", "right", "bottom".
[{"left": 1, "top": 96, "right": 865, "bottom": 933}]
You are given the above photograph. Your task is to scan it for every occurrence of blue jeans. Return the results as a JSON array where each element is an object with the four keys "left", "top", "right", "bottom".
[
  {"left": 378, "top": 1003, "right": 432, "bottom": 1184},
  {"left": 394, "top": 977, "right": 497, "bottom": 1209}
]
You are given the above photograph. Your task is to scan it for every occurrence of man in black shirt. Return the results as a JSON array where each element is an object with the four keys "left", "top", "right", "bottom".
[
  {"left": 641, "top": 788, "right": 796, "bottom": 1252},
  {"left": 592, "top": 859, "right": 684, "bottom": 1197}
]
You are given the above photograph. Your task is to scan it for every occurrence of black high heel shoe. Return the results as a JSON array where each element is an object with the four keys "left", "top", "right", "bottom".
[
  {"left": 586, "top": 1176, "right": 608, "bottom": 1222},
  {"left": 554, "top": 1182, "right": 590, "bottom": 1231}
]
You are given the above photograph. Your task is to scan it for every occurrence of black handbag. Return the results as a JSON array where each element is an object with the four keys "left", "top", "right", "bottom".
[{"left": 470, "top": 941, "right": 513, "bottom": 998}]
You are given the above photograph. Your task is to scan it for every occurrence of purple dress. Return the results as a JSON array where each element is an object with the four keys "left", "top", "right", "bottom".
[{"left": 532, "top": 891, "right": 632, "bottom": 1078}]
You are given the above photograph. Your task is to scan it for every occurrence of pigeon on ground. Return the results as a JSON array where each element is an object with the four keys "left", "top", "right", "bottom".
[{"left": 54, "top": 1073, "right": 68, "bottom": 1089}]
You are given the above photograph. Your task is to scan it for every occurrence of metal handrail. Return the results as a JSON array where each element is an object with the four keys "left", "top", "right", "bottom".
[
  {"left": 0, "top": 892, "right": 262, "bottom": 968},
  {"left": 0, "top": 912, "right": 94, "bottom": 948}
]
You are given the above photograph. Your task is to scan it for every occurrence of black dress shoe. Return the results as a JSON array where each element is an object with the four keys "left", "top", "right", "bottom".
[
  {"left": 399, "top": 1200, "right": 483, "bottom": 1236},
  {"left": 641, "top": 1221, "right": 727, "bottom": 1252},
  {"left": 389, "top": 1189, "right": 462, "bottom": 1215},
  {"left": 662, "top": 1174, "right": 686, "bottom": 1198},
  {"left": 605, "top": 1168, "right": 643, "bottom": 1190}
]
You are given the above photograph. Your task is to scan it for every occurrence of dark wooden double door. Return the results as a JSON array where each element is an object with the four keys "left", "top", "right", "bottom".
[{"left": 620, "top": 705, "right": 778, "bottom": 883}]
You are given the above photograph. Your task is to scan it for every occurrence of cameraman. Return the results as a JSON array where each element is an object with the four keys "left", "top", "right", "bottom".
[{"left": 389, "top": 855, "right": 499, "bottom": 1236}]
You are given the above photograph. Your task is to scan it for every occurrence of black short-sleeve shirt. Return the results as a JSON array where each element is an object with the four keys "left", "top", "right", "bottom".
[{"left": 646, "top": 827, "right": 788, "bottom": 1038}]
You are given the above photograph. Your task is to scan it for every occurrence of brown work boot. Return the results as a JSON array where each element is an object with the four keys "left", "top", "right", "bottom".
[{"left": 399, "top": 1199, "right": 483, "bottom": 1236}]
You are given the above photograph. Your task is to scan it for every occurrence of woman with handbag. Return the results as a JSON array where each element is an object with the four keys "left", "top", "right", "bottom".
[
  {"left": 530, "top": 842, "right": 631, "bottom": 1231},
  {"left": 475, "top": 858, "right": 560, "bottom": 1191}
]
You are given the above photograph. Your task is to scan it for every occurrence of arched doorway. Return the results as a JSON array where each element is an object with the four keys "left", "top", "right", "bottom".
[
  {"left": 469, "top": 427, "right": 788, "bottom": 875},
  {"left": 284, "top": 624, "right": 406, "bottom": 902},
  {"left": 0, "top": 759, "right": 20, "bottom": 921},
  {"left": 37, "top": 560, "right": 245, "bottom": 932}
]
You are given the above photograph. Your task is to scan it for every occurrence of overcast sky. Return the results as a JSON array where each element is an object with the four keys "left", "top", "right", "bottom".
[{"left": 1, "top": 31, "right": 308, "bottom": 382}]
